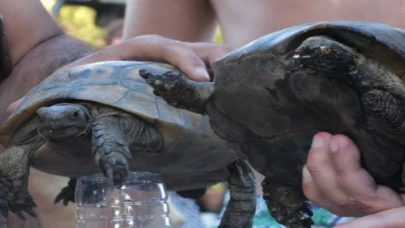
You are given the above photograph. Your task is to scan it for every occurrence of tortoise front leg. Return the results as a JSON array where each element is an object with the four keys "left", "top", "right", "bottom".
[
  {"left": 92, "top": 116, "right": 132, "bottom": 185},
  {"left": 262, "top": 179, "right": 313, "bottom": 228},
  {"left": 218, "top": 160, "right": 256, "bottom": 228},
  {"left": 91, "top": 113, "right": 164, "bottom": 185},
  {"left": 139, "top": 69, "right": 214, "bottom": 114},
  {"left": 0, "top": 145, "right": 37, "bottom": 225}
]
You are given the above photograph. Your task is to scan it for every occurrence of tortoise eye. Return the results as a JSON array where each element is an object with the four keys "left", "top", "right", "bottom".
[{"left": 72, "top": 111, "right": 79, "bottom": 118}]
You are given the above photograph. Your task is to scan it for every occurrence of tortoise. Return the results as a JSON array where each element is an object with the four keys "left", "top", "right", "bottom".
[
  {"left": 0, "top": 61, "right": 257, "bottom": 227},
  {"left": 139, "top": 21, "right": 405, "bottom": 227}
]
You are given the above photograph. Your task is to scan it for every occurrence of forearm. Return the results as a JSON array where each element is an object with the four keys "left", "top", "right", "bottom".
[
  {"left": 0, "top": 0, "right": 93, "bottom": 124},
  {"left": 0, "top": 34, "right": 92, "bottom": 124},
  {"left": 0, "top": 0, "right": 64, "bottom": 66}
]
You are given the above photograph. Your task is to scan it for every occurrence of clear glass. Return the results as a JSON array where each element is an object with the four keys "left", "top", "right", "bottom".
[{"left": 75, "top": 172, "right": 171, "bottom": 228}]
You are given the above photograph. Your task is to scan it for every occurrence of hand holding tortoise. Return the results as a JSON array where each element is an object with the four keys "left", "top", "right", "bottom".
[
  {"left": 304, "top": 132, "right": 405, "bottom": 216},
  {"left": 7, "top": 35, "right": 232, "bottom": 114}
]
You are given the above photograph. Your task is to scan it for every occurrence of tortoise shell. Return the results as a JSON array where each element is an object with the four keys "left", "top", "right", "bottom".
[
  {"left": 209, "top": 21, "right": 405, "bottom": 190},
  {"left": 0, "top": 61, "right": 237, "bottom": 190}
]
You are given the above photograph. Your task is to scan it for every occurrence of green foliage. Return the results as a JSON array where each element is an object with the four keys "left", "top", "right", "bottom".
[
  {"left": 41, "top": 1, "right": 224, "bottom": 47},
  {"left": 41, "top": 0, "right": 106, "bottom": 47},
  {"left": 41, "top": 0, "right": 54, "bottom": 11},
  {"left": 57, "top": 6, "right": 107, "bottom": 47},
  {"left": 213, "top": 27, "right": 224, "bottom": 44}
]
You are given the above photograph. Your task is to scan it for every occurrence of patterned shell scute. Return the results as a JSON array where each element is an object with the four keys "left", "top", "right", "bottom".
[{"left": 0, "top": 61, "right": 180, "bottom": 145}]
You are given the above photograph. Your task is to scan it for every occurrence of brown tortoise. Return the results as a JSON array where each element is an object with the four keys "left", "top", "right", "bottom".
[
  {"left": 0, "top": 61, "right": 256, "bottom": 228},
  {"left": 140, "top": 21, "right": 405, "bottom": 227}
]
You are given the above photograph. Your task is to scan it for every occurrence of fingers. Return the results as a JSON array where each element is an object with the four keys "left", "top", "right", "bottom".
[
  {"left": 123, "top": 35, "right": 232, "bottom": 81},
  {"left": 129, "top": 35, "right": 212, "bottom": 81},
  {"left": 6, "top": 98, "right": 23, "bottom": 114},
  {"left": 56, "top": 35, "right": 232, "bottom": 82},
  {"left": 304, "top": 132, "right": 347, "bottom": 204},
  {"left": 186, "top": 41, "right": 233, "bottom": 67},
  {"left": 336, "top": 207, "right": 405, "bottom": 228},
  {"left": 303, "top": 132, "right": 405, "bottom": 217},
  {"left": 303, "top": 132, "right": 352, "bottom": 215},
  {"left": 330, "top": 135, "right": 377, "bottom": 196},
  {"left": 302, "top": 165, "right": 340, "bottom": 212}
]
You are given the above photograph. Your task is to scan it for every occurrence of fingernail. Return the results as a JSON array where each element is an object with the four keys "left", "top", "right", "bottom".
[
  {"left": 302, "top": 165, "right": 312, "bottom": 183},
  {"left": 329, "top": 139, "right": 339, "bottom": 153},
  {"left": 311, "top": 134, "right": 324, "bottom": 148},
  {"left": 194, "top": 67, "right": 210, "bottom": 81}
]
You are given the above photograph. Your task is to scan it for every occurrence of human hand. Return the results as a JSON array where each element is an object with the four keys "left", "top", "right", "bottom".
[
  {"left": 335, "top": 207, "right": 405, "bottom": 228},
  {"left": 302, "top": 132, "right": 405, "bottom": 217},
  {"left": 7, "top": 35, "right": 232, "bottom": 114},
  {"left": 56, "top": 35, "right": 232, "bottom": 81},
  {"left": 6, "top": 98, "right": 21, "bottom": 115}
]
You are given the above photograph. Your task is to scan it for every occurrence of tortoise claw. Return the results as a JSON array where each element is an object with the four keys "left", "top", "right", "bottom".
[
  {"left": 54, "top": 179, "right": 76, "bottom": 206},
  {"left": 14, "top": 210, "right": 26, "bottom": 220},
  {"left": 22, "top": 207, "right": 37, "bottom": 218}
]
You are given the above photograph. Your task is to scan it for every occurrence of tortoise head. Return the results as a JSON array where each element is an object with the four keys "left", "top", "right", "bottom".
[
  {"left": 293, "top": 36, "right": 357, "bottom": 75},
  {"left": 36, "top": 103, "right": 91, "bottom": 140}
]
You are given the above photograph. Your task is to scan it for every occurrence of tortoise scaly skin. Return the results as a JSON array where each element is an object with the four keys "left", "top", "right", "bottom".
[{"left": 140, "top": 21, "right": 405, "bottom": 227}]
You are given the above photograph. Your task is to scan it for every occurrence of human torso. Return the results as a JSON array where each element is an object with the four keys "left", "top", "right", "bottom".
[{"left": 211, "top": 0, "right": 405, "bottom": 48}]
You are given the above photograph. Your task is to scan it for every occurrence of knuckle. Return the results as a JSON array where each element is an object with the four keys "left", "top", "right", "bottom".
[
  {"left": 328, "top": 196, "right": 371, "bottom": 216},
  {"left": 331, "top": 197, "right": 350, "bottom": 208},
  {"left": 168, "top": 42, "right": 193, "bottom": 53},
  {"left": 333, "top": 134, "right": 352, "bottom": 148},
  {"left": 168, "top": 45, "right": 203, "bottom": 65},
  {"left": 347, "top": 197, "right": 374, "bottom": 213},
  {"left": 305, "top": 158, "right": 323, "bottom": 173},
  {"left": 305, "top": 149, "right": 332, "bottom": 172},
  {"left": 133, "top": 34, "right": 181, "bottom": 46}
]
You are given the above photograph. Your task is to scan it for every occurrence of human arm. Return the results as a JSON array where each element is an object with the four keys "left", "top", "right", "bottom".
[
  {"left": 0, "top": 0, "right": 92, "bottom": 123},
  {"left": 6, "top": 34, "right": 232, "bottom": 114},
  {"left": 0, "top": 1, "right": 93, "bottom": 227},
  {"left": 302, "top": 132, "right": 405, "bottom": 217},
  {"left": 122, "top": 0, "right": 217, "bottom": 42},
  {"left": 0, "top": 0, "right": 64, "bottom": 68}
]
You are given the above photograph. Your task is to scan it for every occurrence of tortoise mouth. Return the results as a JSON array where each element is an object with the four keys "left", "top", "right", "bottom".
[{"left": 38, "top": 126, "right": 89, "bottom": 140}]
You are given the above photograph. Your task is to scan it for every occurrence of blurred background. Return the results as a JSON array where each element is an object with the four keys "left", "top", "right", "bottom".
[
  {"left": 40, "top": 0, "right": 223, "bottom": 47},
  {"left": 39, "top": 0, "right": 227, "bottom": 227}
]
